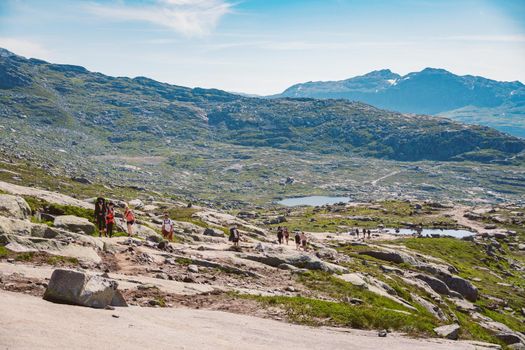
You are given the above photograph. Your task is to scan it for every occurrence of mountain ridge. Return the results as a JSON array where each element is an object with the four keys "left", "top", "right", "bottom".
[
  {"left": 275, "top": 68, "right": 525, "bottom": 138},
  {"left": 0, "top": 47, "right": 524, "bottom": 164}
]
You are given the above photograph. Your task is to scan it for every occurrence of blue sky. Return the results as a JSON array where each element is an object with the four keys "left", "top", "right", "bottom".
[{"left": 0, "top": 0, "right": 524, "bottom": 94}]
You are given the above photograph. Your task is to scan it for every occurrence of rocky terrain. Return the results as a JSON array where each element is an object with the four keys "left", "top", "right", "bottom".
[
  {"left": 1, "top": 48, "right": 525, "bottom": 207},
  {"left": 1, "top": 171, "right": 524, "bottom": 349},
  {"left": 274, "top": 68, "right": 525, "bottom": 138}
]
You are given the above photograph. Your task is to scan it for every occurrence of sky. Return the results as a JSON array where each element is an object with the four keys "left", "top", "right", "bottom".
[{"left": 0, "top": 0, "right": 524, "bottom": 95}]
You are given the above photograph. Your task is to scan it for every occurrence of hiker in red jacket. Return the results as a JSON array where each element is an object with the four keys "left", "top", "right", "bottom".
[
  {"left": 106, "top": 202, "right": 115, "bottom": 238},
  {"left": 124, "top": 204, "right": 135, "bottom": 237}
]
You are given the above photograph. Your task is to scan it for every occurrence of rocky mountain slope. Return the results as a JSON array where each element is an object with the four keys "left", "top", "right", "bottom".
[
  {"left": 0, "top": 172, "right": 524, "bottom": 349},
  {"left": 1, "top": 48, "right": 524, "bottom": 162},
  {"left": 275, "top": 68, "right": 525, "bottom": 138}
]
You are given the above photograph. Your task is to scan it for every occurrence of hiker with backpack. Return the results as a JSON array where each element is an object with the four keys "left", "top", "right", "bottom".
[
  {"left": 94, "top": 197, "right": 107, "bottom": 237},
  {"left": 277, "top": 226, "right": 283, "bottom": 244},
  {"left": 105, "top": 202, "right": 115, "bottom": 238},
  {"left": 283, "top": 227, "right": 290, "bottom": 245},
  {"left": 229, "top": 225, "right": 240, "bottom": 247},
  {"left": 161, "top": 212, "right": 175, "bottom": 241},
  {"left": 124, "top": 204, "right": 135, "bottom": 237},
  {"left": 294, "top": 230, "right": 301, "bottom": 250}
]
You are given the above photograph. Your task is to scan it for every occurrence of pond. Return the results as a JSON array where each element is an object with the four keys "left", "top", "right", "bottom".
[
  {"left": 382, "top": 228, "right": 474, "bottom": 239},
  {"left": 277, "top": 196, "right": 350, "bottom": 207}
]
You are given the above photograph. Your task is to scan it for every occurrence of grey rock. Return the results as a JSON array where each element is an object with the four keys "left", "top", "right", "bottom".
[
  {"left": 0, "top": 195, "right": 31, "bottom": 220},
  {"left": 203, "top": 228, "right": 225, "bottom": 237},
  {"left": 53, "top": 215, "right": 95, "bottom": 235},
  {"left": 187, "top": 264, "right": 199, "bottom": 273},
  {"left": 43, "top": 269, "right": 127, "bottom": 308},
  {"left": 359, "top": 250, "right": 418, "bottom": 265},
  {"left": 495, "top": 333, "right": 522, "bottom": 345},
  {"left": 128, "top": 199, "right": 144, "bottom": 209},
  {"left": 437, "top": 273, "right": 478, "bottom": 302},
  {"left": 243, "top": 251, "right": 348, "bottom": 274},
  {"left": 433, "top": 324, "right": 460, "bottom": 340},
  {"left": 414, "top": 274, "right": 452, "bottom": 296}
]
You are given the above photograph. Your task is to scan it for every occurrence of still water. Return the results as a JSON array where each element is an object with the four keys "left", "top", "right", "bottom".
[{"left": 278, "top": 196, "right": 350, "bottom": 207}]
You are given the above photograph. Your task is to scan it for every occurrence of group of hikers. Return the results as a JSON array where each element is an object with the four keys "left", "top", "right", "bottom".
[
  {"left": 94, "top": 197, "right": 373, "bottom": 247},
  {"left": 276, "top": 226, "right": 309, "bottom": 250},
  {"left": 353, "top": 228, "right": 372, "bottom": 239},
  {"left": 95, "top": 197, "right": 135, "bottom": 238}
]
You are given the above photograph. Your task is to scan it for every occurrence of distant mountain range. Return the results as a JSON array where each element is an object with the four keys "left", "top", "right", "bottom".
[
  {"left": 0, "top": 47, "right": 524, "bottom": 164},
  {"left": 274, "top": 68, "right": 525, "bottom": 138}
]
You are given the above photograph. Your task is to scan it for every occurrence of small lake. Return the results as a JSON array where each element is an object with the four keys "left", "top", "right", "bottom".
[
  {"left": 383, "top": 228, "right": 474, "bottom": 239},
  {"left": 278, "top": 196, "right": 350, "bottom": 207}
]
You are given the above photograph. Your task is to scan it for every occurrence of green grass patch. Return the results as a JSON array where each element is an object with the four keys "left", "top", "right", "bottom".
[
  {"left": 175, "top": 257, "right": 192, "bottom": 265},
  {"left": 0, "top": 246, "right": 9, "bottom": 257},
  {"left": 46, "top": 255, "right": 79, "bottom": 266},
  {"left": 15, "top": 252, "right": 35, "bottom": 262},
  {"left": 240, "top": 294, "right": 436, "bottom": 335}
]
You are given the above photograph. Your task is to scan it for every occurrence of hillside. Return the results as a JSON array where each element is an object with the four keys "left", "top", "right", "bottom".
[
  {"left": 2, "top": 48, "right": 525, "bottom": 206},
  {"left": 1, "top": 48, "right": 524, "bottom": 163},
  {"left": 275, "top": 68, "right": 525, "bottom": 138}
]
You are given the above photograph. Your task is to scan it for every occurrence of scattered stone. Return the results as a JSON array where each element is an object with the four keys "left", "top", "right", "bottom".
[
  {"left": 378, "top": 330, "right": 387, "bottom": 337},
  {"left": 183, "top": 274, "right": 196, "bottom": 283},
  {"left": 187, "top": 264, "right": 199, "bottom": 273},
  {"left": 203, "top": 228, "right": 225, "bottom": 237},
  {"left": 433, "top": 324, "right": 460, "bottom": 340},
  {"left": 71, "top": 177, "right": 92, "bottom": 185},
  {"left": 112, "top": 314, "right": 120, "bottom": 318},
  {"left": 129, "top": 199, "right": 144, "bottom": 209}
]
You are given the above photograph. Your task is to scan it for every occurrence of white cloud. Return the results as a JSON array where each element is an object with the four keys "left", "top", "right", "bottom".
[
  {"left": 86, "top": 0, "right": 233, "bottom": 37},
  {"left": 439, "top": 35, "right": 525, "bottom": 43},
  {"left": 0, "top": 37, "right": 52, "bottom": 59}
]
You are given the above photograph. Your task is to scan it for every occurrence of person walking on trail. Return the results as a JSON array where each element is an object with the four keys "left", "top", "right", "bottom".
[
  {"left": 105, "top": 202, "right": 115, "bottom": 238},
  {"left": 229, "top": 225, "right": 240, "bottom": 247},
  {"left": 277, "top": 226, "right": 284, "bottom": 245},
  {"left": 161, "top": 212, "right": 174, "bottom": 241},
  {"left": 300, "top": 231, "right": 308, "bottom": 251},
  {"left": 367, "top": 229, "right": 371, "bottom": 239},
  {"left": 283, "top": 227, "right": 290, "bottom": 245},
  {"left": 124, "top": 204, "right": 135, "bottom": 237},
  {"left": 355, "top": 228, "right": 360, "bottom": 238},
  {"left": 294, "top": 230, "right": 301, "bottom": 250},
  {"left": 95, "top": 197, "right": 107, "bottom": 237}
]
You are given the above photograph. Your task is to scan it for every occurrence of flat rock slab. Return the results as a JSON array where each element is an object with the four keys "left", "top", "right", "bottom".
[
  {"left": 0, "top": 180, "right": 93, "bottom": 209},
  {"left": 0, "top": 290, "right": 500, "bottom": 350}
]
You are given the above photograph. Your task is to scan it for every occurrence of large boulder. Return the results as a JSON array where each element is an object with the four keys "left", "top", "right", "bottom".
[
  {"left": 0, "top": 194, "right": 31, "bottom": 220},
  {"left": 43, "top": 269, "right": 127, "bottom": 308},
  {"left": 414, "top": 273, "right": 453, "bottom": 296},
  {"left": 359, "top": 250, "right": 418, "bottom": 265},
  {"left": 436, "top": 272, "right": 478, "bottom": 302},
  {"left": 434, "top": 324, "right": 460, "bottom": 340},
  {"left": 54, "top": 215, "right": 95, "bottom": 235}
]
